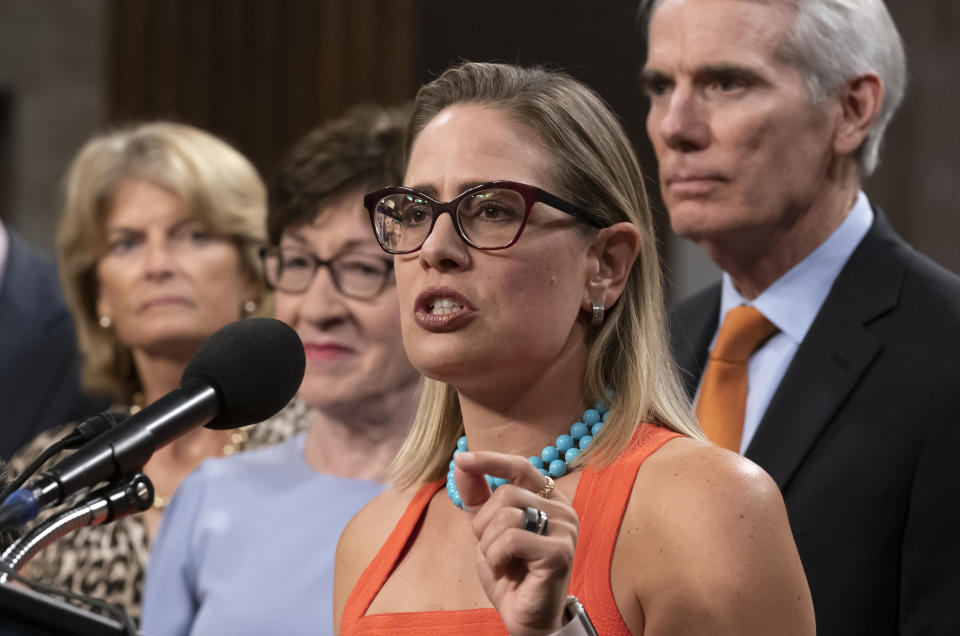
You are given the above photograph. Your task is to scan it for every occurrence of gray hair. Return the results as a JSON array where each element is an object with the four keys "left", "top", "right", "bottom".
[{"left": 640, "top": 0, "right": 906, "bottom": 175}]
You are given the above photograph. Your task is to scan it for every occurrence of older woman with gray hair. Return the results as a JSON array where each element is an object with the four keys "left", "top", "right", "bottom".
[{"left": 142, "top": 103, "right": 420, "bottom": 636}]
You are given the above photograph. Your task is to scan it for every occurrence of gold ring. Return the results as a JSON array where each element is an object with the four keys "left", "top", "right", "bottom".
[{"left": 537, "top": 474, "right": 556, "bottom": 499}]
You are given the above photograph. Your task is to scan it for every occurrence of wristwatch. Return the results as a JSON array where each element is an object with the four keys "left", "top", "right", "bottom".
[{"left": 555, "top": 595, "right": 599, "bottom": 636}]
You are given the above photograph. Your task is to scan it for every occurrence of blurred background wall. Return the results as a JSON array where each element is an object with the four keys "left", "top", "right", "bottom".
[{"left": 0, "top": 0, "right": 956, "bottom": 302}]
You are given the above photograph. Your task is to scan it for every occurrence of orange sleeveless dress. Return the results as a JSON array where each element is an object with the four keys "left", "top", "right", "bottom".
[{"left": 341, "top": 424, "right": 681, "bottom": 635}]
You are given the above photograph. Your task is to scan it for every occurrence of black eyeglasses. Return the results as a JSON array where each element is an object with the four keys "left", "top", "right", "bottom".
[
  {"left": 363, "top": 180, "right": 608, "bottom": 254},
  {"left": 259, "top": 246, "right": 394, "bottom": 299}
]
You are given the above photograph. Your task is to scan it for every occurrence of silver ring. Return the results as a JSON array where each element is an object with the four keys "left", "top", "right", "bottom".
[
  {"left": 535, "top": 508, "right": 549, "bottom": 535},
  {"left": 522, "top": 506, "right": 541, "bottom": 533}
]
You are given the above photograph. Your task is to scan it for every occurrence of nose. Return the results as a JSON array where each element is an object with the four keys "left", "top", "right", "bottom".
[
  {"left": 418, "top": 211, "right": 469, "bottom": 272},
  {"left": 295, "top": 264, "right": 349, "bottom": 327},
  {"left": 143, "top": 236, "right": 176, "bottom": 280},
  {"left": 654, "top": 84, "right": 710, "bottom": 153}
]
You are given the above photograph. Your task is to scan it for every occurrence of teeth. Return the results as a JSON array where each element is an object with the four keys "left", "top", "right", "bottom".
[{"left": 429, "top": 298, "right": 463, "bottom": 315}]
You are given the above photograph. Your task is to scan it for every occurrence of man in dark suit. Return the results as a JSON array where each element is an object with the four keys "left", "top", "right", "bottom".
[
  {"left": 0, "top": 221, "right": 105, "bottom": 459},
  {"left": 640, "top": 0, "right": 960, "bottom": 633}
]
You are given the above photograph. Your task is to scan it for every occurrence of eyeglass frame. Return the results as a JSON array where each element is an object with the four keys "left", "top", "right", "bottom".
[
  {"left": 258, "top": 245, "right": 395, "bottom": 300},
  {"left": 363, "top": 180, "right": 609, "bottom": 255}
]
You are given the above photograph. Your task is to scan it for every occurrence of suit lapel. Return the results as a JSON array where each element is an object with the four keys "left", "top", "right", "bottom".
[
  {"left": 745, "top": 212, "right": 907, "bottom": 489},
  {"left": 669, "top": 284, "right": 721, "bottom": 400}
]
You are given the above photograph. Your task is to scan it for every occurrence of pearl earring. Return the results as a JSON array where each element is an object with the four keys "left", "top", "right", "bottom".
[
  {"left": 99, "top": 315, "right": 112, "bottom": 329},
  {"left": 242, "top": 300, "right": 257, "bottom": 317}
]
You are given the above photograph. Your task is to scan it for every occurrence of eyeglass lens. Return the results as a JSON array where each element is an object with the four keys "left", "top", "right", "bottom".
[
  {"left": 265, "top": 247, "right": 392, "bottom": 297},
  {"left": 373, "top": 186, "right": 528, "bottom": 252}
]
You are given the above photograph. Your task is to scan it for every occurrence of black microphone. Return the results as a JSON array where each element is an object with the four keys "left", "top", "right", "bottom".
[
  {"left": 62, "top": 412, "right": 128, "bottom": 449},
  {"left": 0, "top": 317, "right": 305, "bottom": 529},
  {"left": 0, "top": 412, "right": 127, "bottom": 506}
]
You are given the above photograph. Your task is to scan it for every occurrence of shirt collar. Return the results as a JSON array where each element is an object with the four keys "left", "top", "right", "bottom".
[{"left": 720, "top": 190, "right": 874, "bottom": 344}]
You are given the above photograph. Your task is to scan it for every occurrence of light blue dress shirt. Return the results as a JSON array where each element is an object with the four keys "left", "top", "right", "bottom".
[
  {"left": 140, "top": 433, "right": 386, "bottom": 636},
  {"left": 706, "top": 191, "right": 874, "bottom": 454}
]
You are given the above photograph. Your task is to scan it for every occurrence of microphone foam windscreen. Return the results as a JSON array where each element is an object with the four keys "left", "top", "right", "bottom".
[{"left": 182, "top": 317, "right": 306, "bottom": 429}]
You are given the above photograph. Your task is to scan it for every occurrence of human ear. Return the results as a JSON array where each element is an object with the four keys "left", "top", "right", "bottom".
[
  {"left": 833, "top": 73, "right": 884, "bottom": 156},
  {"left": 582, "top": 221, "right": 641, "bottom": 314}
]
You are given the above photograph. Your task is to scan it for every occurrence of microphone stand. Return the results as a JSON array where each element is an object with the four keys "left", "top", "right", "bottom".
[{"left": 0, "top": 472, "right": 154, "bottom": 583}]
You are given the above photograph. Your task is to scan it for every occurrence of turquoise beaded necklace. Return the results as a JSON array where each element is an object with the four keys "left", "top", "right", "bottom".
[{"left": 446, "top": 400, "right": 609, "bottom": 509}]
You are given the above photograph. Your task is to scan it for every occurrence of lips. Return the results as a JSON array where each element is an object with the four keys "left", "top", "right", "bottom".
[
  {"left": 414, "top": 288, "right": 474, "bottom": 332},
  {"left": 302, "top": 342, "right": 354, "bottom": 361},
  {"left": 138, "top": 296, "right": 193, "bottom": 312},
  {"left": 666, "top": 172, "right": 726, "bottom": 198}
]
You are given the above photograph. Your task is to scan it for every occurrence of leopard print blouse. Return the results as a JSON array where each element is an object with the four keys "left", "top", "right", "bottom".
[{"left": 6, "top": 399, "right": 311, "bottom": 622}]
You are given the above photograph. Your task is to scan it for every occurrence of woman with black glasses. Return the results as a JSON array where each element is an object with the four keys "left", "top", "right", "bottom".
[
  {"left": 141, "top": 104, "right": 421, "bottom": 636},
  {"left": 334, "top": 63, "right": 814, "bottom": 635}
]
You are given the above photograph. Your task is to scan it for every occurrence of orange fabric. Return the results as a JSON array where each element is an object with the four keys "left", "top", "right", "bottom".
[
  {"left": 696, "top": 305, "right": 778, "bottom": 451},
  {"left": 567, "top": 424, "right": 681, "bottom": 635},
  {"left": 341, "top": 424, "right": 682, "bottom": 635}
]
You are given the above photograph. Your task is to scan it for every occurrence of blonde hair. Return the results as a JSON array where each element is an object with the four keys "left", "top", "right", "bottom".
[
  {"left": 57, "top": 121, "right": 268, "bottom": 403},
  {"left": 390, "top": 62, "right": 701, "bottom": 488}
]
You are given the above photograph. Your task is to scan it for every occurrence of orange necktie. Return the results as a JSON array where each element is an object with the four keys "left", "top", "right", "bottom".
[{"left": 696, "top": 305, "right": 778, "bottom": 452}]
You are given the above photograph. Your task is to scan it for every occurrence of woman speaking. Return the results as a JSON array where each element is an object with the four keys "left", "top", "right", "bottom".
[{"left": 334, "top": 62, "right": 814, "bottom": 635}]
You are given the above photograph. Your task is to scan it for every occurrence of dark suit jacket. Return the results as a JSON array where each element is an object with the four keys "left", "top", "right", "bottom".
[
  {"left": 0, "top": 230, "right": 106, "bottom": 459},
  {"left": 671, "top": 213, "right": 960, "bottom": 635}
]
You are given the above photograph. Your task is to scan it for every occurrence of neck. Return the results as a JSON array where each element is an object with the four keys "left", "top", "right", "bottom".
[
  {"left": 132, "top": 346, "right": 195, "bottom": 405},
  {"left": 704, "top": 169, "right": 860, "bottom": 300},
  {"left": 456, "top": 348, "right": 589, "bottom": 461},
  {"left": 132, "top": 345, "right": 233, "bottom": 463},
  {"left": 302, "top": 378, "right": 420, "bottom": 480}
]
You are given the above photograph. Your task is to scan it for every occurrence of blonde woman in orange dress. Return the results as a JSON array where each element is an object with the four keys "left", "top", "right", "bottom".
[{"left": 333, "top": 62, "right": 814, "bottom": 636}]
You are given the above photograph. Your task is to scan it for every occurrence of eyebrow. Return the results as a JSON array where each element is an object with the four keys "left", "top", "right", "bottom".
[
  {"left": 104, "top": 217, "right": 199, "bottom": 235},
  {"left": 638, "top": 68, "right": 668, "bottom": 88},
  {"left": 280, "top": 232, "right": 381, "bottom": 254},
  {"left": 406, "top": 181, "right": 490, "bottom": 200},
  {"left": 640, "top": 64, "right": 767, "bottom": 88},
  {"left": 279, "top": 231, "right": 309, "bottom": 245},
  {"left": 694, "top": 64, "right": 766, "bottom": 85}
]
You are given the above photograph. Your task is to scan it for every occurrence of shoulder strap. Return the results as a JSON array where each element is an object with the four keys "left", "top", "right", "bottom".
[
  {"left": 341, "top": 480, "right": 443, "bottom": 629},
  {"left": 569, "top": 425, "right": 682, "bottom": 634}
]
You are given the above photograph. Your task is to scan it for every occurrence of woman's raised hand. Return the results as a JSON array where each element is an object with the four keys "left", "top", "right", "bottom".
[{"left": 454, "top": 451, "right": 579, "bottom": 636}]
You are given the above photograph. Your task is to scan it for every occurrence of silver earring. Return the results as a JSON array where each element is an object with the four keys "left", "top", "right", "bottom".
[
  {"left": 98, "top": 315, "right": 112, "bottom": 329},
  {"left": 591, "top": 301, "right": 605, "bottom": 326},
  {"left": 242, "top": 300, "right": 257, "bottom": 317}
]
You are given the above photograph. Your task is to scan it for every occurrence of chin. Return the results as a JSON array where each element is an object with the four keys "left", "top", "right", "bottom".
[
  {"left": 670, "top": 207, "right": 745, "bottom": 244},
  {"left": 131, "top": 330, "right": 210, "bottom": 359},
  {"left": 413, "top": 356, "right": 483, "bottom": 388},
  {"left": 298, "top": 386, "right": 349, "bottom": 411},
  {"left": 668, "top": 202, "right": 712, "bottom": 235}
]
